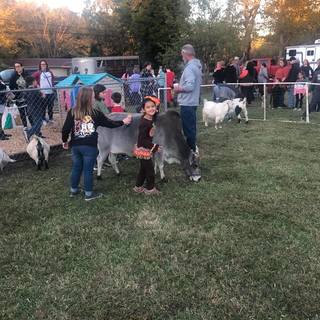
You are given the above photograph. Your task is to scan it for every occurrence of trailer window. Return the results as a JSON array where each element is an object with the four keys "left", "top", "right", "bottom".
[
  {"left": 96, "top": 60, "right": 102, "bottom": 68},
  {"left": 288, "top": 49, "right": 296, "bottom": 57},
  {"left": 307, "top": 50, "right": 314, "bottom": 56}
]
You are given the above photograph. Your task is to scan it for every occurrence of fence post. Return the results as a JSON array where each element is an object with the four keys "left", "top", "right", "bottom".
[
  {"left": 164, "top": 73, "right": 168, "bottom": 111},
  {"left": 57, "top": 89, "right": 63, "bottom": 128},
  {"left": 263, "top": 83, "right": 267, "bottom": 121},
  {"left": 306, "top": 83, "right": 310, "bottom": 124}
]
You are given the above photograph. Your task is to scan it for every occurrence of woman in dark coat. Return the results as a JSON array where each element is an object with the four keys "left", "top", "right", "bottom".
[
  {"left": 9, "top": 62, "right": 29, "bottom": 129},
  {"left": 239, "top": 61, "right": 257, "bottom": 104},
  {"left": 140, "top": 62, "right": 154, "bottom": 98},
  {"left": 301, "top": 59, "right": 313, "bottom": 81}
]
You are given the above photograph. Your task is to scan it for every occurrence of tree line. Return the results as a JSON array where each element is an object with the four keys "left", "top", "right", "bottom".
[{"left": 0, "top": 0, "right": 319, "bottom": 70}]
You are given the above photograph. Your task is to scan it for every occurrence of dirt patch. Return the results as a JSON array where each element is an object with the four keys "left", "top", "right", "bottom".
[{"left": 0, "top": 113, "right": 65, "bottom": 156}]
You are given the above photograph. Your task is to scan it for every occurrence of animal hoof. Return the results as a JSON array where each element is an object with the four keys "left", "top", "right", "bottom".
[
  {"left": 160, "top": 177, "right": 168, "bottom": 183},
  {"left": 245, "top": 121, "right": 249, "bottom": 124},
  {"left": 238, "top": 119, "right": 241, "bottom": 123},
  {"left": 97, "top": 175, "right": 102, "bottom": 180},
  {"left": 189, "top": 175, "right": 201, "bottom": 182}
]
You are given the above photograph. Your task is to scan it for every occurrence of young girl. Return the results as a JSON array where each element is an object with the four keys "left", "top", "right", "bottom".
[
  {"left": 133, "top": 96, "right": 161, "bottom": 195},
  {"left": 294, "top": 71, "right": 307, "bottom": 111},
  {"left": 62, "top": 87, "right": 131, "bottom": 201}
]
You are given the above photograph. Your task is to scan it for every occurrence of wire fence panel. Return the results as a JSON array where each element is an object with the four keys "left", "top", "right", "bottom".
[
  {"left": 0, "top": 78, "right": 168, "bottom": 161},
  {"left": 122, "top": 77, "right": 167, "bottom": 112},
  {"left": 0, "top": 87, "right": 65, "bottom": 161},
  {"left": 2, "top": 79, "right": 320, "bottom": 162},
  {"left": 200, "top": 82, "right": 320, "bottom": 125}
]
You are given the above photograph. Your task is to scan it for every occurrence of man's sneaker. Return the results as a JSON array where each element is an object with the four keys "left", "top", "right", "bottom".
[
  {"left": 70, "top": 189, "right": 83, "bottom": 198},
  {"left": 85, "top": 192, "right": 103, "bottom": 201},
  {"left": 133, "top": 186, "right": 145, "bottom": 193},
  {"left": 144, "top": 188, "right": 161, "bottom": 195}
]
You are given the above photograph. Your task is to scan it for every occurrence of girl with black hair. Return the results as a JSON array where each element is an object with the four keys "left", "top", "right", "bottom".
[{"left": 133, "top": 96, "right": 161, "bottom": 195}]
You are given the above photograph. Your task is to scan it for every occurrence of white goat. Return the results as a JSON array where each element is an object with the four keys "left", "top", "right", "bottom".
[
  {"left": 26, "top": 136, "right": 50, "bottom": 170},
  {"left": 202, "top": 98, "right": 248, "bottom": 129},
  {"left": 0, "top": 148, "right": 15, "bottom": 171}
]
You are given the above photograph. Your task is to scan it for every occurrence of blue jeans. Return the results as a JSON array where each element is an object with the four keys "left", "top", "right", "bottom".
[
  {"left": 71, "top": 145, "right": 98, "bottom": 195},
  {"left": 287, "top": 85, "right": 295, "bottom": 108},
  {"left": 180, "top": 105, "right": 197, "bottom": 152},
  {"left": 27, "top": 111, "right": 42, "bottom": 139}
]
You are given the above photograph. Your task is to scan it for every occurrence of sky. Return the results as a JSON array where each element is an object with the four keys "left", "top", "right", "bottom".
[{"left": 35, "top": 0, "right": 86, "bottom": 12}]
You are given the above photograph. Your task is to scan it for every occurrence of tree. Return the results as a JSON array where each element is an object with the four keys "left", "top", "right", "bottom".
[
  {"left": 83, "top": 0, "right": 134, "bottom": 56},
  {"left": 225, "top": 0, "right": 261, "bottom": 60},
  {"left": 118, "top": 0, "right": 190, "bottom": 67},
  {"left": 15, "top": 4, "right": 90, "bottom": 57},
  {"left": 264, "top": 0, "right": 320, "bottom": 55},
  {"left": 0, "top": 1, "right": 90, "bottom": 58}
]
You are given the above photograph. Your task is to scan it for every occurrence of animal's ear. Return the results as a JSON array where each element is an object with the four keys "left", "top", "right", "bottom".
[{"left": 235, "top": 106, "right": 242, "bottom": 116}]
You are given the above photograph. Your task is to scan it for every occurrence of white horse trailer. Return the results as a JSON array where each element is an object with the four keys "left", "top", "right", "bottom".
[
  {"left": 285, "top": 40, "right": 320, "bottom": 70},
  {"left": 71, "top": 56, "right": 140, "bottom": 77}
]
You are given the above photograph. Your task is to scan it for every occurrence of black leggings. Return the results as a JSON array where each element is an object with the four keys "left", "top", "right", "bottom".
[
  {"left": 43, "top": 94, "right": 55, "bottom": 120},
  {"left": 136, "top": 159, "right": 155, "bottom": 190},
  {"left": 295, "top": 94, "right": 304, "bottom": 109}
]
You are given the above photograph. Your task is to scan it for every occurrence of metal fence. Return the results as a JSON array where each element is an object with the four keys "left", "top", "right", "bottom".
[
  {"left": 0, "top": 77, "right": 167, "bottom": 161},
  {"left": 1, "top": 78, "right": 320, "bottom": 162},
  {"left": 160, "top": 81, "right": 320, "bottom": 124}
]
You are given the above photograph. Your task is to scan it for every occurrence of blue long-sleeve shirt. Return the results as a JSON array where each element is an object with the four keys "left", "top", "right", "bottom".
[{"left": 177, "top": 58, "right": 202, "bottom": 106}]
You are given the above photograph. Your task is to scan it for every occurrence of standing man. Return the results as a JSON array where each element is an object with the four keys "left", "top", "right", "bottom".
[{"left": 174, "top": 44, "right": 202, "bottom": 154}]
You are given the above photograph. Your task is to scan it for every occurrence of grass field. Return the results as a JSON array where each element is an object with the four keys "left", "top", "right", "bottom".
[{"left": 1, "top": 105, "right": 320, "bottom": 319}]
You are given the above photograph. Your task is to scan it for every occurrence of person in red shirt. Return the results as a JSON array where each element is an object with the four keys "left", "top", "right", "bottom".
[
  {"left": 110, "top": 92, "right": 125, "bottom": 113},
  {"left": 166, "top": 68, "right": 175, "bottom": 105},
  {"left": 274, "top": 59, "right": 291, "bottom": 108}
]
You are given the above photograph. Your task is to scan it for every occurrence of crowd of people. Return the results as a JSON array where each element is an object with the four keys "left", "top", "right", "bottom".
[
  {"left": 0, "top": 60, "right": 56, "bottom": 141},
  {"left": 3, "top": 47, "right": 320, "bottom": 200},
  {"left": 0, "top": 59, "right": 174, "bottom": 142},
  {"left": 121, "top": 63, "right": 176, "bottom": 110},
  {"left": 211, "top": 56, "right": 320, "bottom": 118},
  {"left": 61, "top": 44, "right": 202, "bottom": 200}
]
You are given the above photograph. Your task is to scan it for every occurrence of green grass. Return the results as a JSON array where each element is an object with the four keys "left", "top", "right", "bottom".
[{"left": 1, "top": 115, "right": 320, "bottom": 319}]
